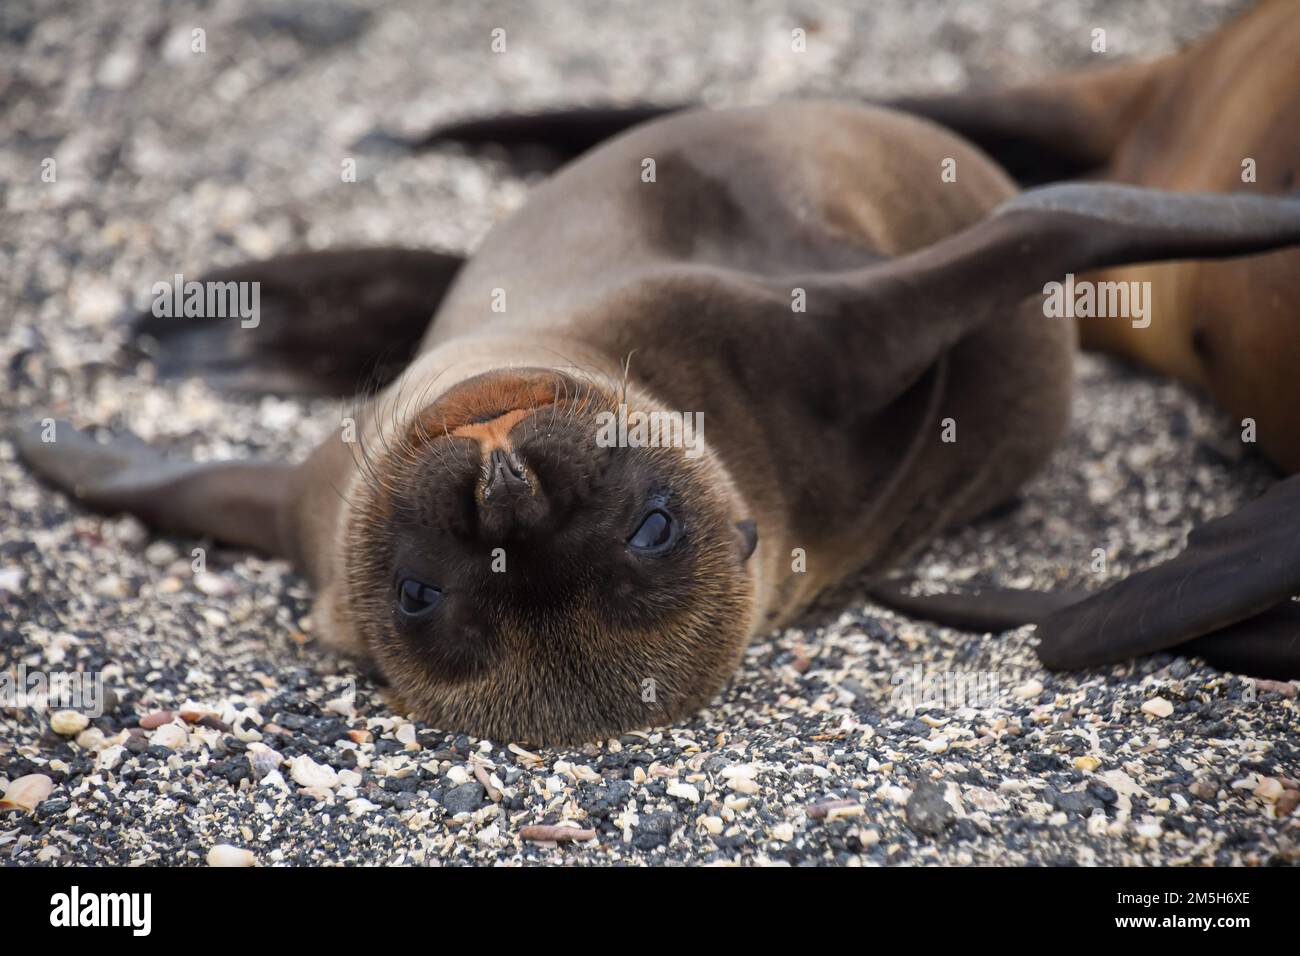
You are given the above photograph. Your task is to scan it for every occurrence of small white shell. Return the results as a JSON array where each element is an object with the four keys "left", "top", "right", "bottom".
[
  {"left": 337, "top": 769, "right": 363, "bottom": 788},
  {"left": 1141, "top": 697, "right": 1174, "bottom": 718},
  {"left": 246, "top": 744, "right": 283, "bottom": 780},
  {"left": 1254, "top": 777, "right": 1284, "bottom": 802},
  {"left": 667, "top": 782, "right": 700, "bottom": 804},
  {"left": 150, "top": 722, "right": 188, "bottom": 749},
  {"left": 289, "top": 754, "right": 338, "bottom": 790},
  {"left": 347, "top": 798, "right": 379, "bottom": 816},
  {"left": 0, "top": 774, "right": 55, "bottom": 812},
  {"left": 206, "top": 844, "right": 256, "bottom": 867}
]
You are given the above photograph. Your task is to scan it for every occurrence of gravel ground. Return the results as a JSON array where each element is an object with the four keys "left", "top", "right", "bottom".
[{"left": 4, "top": 0, "right": 1298, "bottom": 867}]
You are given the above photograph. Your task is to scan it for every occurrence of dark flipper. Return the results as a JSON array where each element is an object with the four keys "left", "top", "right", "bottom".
[
  {"left": 416, "top": 104, "right": 683, "bottom": 164},
  {"left": 134, "top": 247, "right": 464, "bottom": 396},
  {"left": 1183, "top": 602, "right": 1300, "bottom": 681},
  {"left": 869, "top": 475, "right": 1300, "bottom": 681},
  {"left": 1035, "top": 473, "right": 1300, "bottom": 670},
  {"left": 411, "top": 56, "right": 1166, "bottom": 185},
  {"left": 15, "top": 421, "right": 294, "bottom": 556},
  {"left": 868, "top": 581, "right": 1087, "bottom": 633},
  {"left": 793, "top": 184, "right": 1300, "bottom": 417}
]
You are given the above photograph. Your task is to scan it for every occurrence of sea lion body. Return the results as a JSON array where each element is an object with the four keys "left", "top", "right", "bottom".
[{"left": 333, "top": 102, "right": 1071, "bottom": 641}]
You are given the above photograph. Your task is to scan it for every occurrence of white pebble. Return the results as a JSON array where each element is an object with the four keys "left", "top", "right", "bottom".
[
  {"left": 93, "top": 574, "right": 128, "bottom": 598},
  {"left": 206, "top": 844, "right": 256, "bottom": 867},
  {"left": 150, "top": 723, "right": 188, "bottom": 749},
  {"left": 1141, "top": 697, "right": 1174, "bottom": 718},
  {"left": 770, "top": 822, "right": 795, "bottom": 842},
  {"left": 1013, "top": 679, "right": 1043, "bottom": 700},
  {"left": 50, "top": 710, "right": 89, "bottom": 735},
  {"left": 667, "top": 782, "right": 700, "bottom": 803},
  {"left": 0, "top": 774, "right": 55, "bottom": 812},
  {"left": 290, "top": 754, "right": 338, "bottom": 789},
  {"left": 1254, "top": 777, "right": 1284, "bottom": 802},
  {"left": 337, "top": 769, "right": 362, "bottom": 788},
  {"left": 720, "top": 763, "right": 758, "bottom": 781},
  {"left": 98, "top": 745, "right": 125, "bottom": 771},
  {"left": 193, "top": 572, "right": 231, "bottom": 596}
]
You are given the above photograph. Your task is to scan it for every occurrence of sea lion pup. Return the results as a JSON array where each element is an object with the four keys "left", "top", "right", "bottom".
[{"left": 19, "top": 102, "right": 1300, "bottom": 741}]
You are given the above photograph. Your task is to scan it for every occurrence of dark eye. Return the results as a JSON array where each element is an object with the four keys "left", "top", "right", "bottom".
[
  {"left": 628, "top": 509, "right": 676, "bottom": 554},
  {"left": 397, "top": 578, "right": 442, "bottom": 617}
]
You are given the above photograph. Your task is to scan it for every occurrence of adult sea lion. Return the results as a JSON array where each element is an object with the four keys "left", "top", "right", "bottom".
[{"left": 19, "top": 101, "right": 1300, "bottom": 742}]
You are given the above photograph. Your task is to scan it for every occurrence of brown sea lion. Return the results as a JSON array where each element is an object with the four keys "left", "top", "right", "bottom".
[
  {"left": 18, "top": 100, "right": 1300, "bottom": 742},
  {"left": 414, "top": 0, "right": 1300, "bottom": 686}
]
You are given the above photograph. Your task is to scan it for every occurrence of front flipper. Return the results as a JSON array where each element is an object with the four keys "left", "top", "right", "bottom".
[
  {"left": 868, "top": 475, "right": 1300, "bottom": 681},
  {"left": 1182, "top": 602, "right": 1300, "bottom": 681},
  {"left": 1035, "top": 473, "right": 1300, "bottom": 673},
  {"left": 134, "top": 247, "right": 464, "bottom": 396},
  {"left": 15, "top": 420, "right": 294, "bottom": 557},
  {"left": 782, "top": 183, "right": 1300, "bottom": 420}
]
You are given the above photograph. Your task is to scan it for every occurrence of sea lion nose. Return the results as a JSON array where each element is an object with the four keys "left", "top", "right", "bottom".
[
  {"left": 477, "top": 448, "right": 547, "bottom": 540},
  {"left": 485, "top": 448, "right": 529, "bottom": 497}
]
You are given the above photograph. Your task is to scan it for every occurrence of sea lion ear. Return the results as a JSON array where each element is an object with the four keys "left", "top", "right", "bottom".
[
  {"left": 799, "top": 184, "right": 1300, "bottom": 417},
  {"left": 733, "top": 519, "right": 758, "bottom": 563}
]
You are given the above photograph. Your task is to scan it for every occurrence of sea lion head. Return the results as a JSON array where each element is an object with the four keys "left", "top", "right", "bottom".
[{"left": 341, "top": 368, "right": 758, "bottom": 744}]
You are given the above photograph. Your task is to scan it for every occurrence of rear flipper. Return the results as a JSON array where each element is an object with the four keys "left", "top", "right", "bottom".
[
  {"left": 410, "top": 55, "right": 1168, "bottom": 184},
  {"left": 870, "top": 474, "right": 1300, "bottom": 681},
  {"left": 135, "top": 247, "right": 464, "bottom": 396},
  {"left": 15, "top": 420, "right": 293, "bottom": 556}
]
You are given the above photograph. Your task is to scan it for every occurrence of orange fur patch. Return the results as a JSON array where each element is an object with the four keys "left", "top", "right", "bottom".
[{"left": 450, "top": 407, "right": 534, "bottom": 458}]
